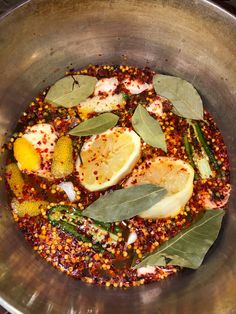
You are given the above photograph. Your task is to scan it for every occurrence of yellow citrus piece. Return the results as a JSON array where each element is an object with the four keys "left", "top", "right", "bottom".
[
  {"left": 14, "top": 138, "right": 41, "bottom": 171},
  {"left": 23, "top": 123, "right": 58, "bottom": 158},
  {"left": 77, "top": 94, "right": 126, "bottom": 119},
  {"left": 51, "top": 136, "right": 74, "bottom": 178},
  {"left": 21, "top": 123, "right": 58, "bottom": 179},
  {"left": 76, "top": 127, "right": 141, "bottom": 191},
  {"left": 5, "top": 163, "right": 25, "bottom": 198},
  {"left": 124, "top": 157, "right": 194, "bottom": 219},
  {"left": 11, "top": 199, "right": 49, "bottom": 217}
]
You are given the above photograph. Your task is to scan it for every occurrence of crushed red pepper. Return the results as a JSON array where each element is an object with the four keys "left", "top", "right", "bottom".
[{"left": 4, "top": 64, "right": 230, "bottom": 288}]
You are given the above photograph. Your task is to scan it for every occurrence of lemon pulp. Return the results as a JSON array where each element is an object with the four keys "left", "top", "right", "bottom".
[
  {"left": 76, "top": 127, "right": 141, "bottom": 191},
  {"left": 124, "top": 157, "right": 194, "bottom": 218}
]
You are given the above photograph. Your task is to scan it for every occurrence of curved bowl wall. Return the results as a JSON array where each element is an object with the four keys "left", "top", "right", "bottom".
[{"left": 0, "top": 1, "right": 235, "bottom": 313}]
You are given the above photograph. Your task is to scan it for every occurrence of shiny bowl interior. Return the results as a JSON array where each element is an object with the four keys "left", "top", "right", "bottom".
[{"left": 0, "top": 0, "right": 236, "bottom": 313}]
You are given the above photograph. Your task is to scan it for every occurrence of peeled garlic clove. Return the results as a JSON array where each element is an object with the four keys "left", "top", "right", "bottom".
[
  {"left": 137, "top": 266, "right": 156, "bottom": 276},
  {"left": 126, "top": 231, "right": 138, "bottom": 245},
  {"left": 58, "top": 181, "right": 76, "bottom": 202}
]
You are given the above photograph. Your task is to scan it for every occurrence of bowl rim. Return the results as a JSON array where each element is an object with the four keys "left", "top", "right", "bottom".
[
  {"left": 0, "top": 0, "right": 236, "bottom": 21},
  {"left": 0, "top": 0, "right": 235, "bottom": 313}
]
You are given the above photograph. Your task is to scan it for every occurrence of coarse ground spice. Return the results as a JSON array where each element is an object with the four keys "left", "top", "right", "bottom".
[{"left": 4, "top": 64, "right": 230, "bottom": 288}]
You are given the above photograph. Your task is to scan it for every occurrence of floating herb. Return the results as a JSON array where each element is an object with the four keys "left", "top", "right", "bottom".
[
  {"left": 131, "top": 104, "right": 167, "bottom": 152},
  {"left": 82, "top": 184, "right": 167, "bottom": 222},
  {"left": 68, "top": 113, "right": 119, "bottom": 136},
  {"left": 153, "top": 74, "right": 203, "bottom": 120},
  {"left": 134, "top": 209, "right": 225, "bottom": 269},
  {"left": 45, "top": 75, "right": 97, "bottom": 108}
]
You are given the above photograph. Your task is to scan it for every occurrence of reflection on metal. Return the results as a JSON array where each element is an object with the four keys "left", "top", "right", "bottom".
[{"left": 26, "top": 292, "right": 39, "bottom": 307}]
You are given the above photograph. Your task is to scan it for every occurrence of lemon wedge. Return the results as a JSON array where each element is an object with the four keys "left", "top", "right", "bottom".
[
  {"left": 124, "top": 157, "right": 194, "bottom": 219},
  {"left": 77, "top": 94, "right": 126, "bottom": 118},
  {"left": 76, "top": 127, "right": 141, "bottom": 191},
  {"left": 17, "top": 123, "right": 58, "bottom": 178},
  {"left": 14, "top": 138, "right": 41, "bottom": 171}
]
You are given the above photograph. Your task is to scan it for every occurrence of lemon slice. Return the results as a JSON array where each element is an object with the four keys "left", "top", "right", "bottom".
[
  {"left": 124, "top": 157, "right": 194, "bottom": 219},
  {"left": 77, "top": 94, "right": 126, "bottom": 118},
  {"left": 76, "top": 127, "right": 141, "bottom": 191}
]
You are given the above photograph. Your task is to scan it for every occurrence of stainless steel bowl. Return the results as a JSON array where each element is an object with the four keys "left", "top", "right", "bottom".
[{"left": 0, "top": 1, "right": 235, "bottom": 313}]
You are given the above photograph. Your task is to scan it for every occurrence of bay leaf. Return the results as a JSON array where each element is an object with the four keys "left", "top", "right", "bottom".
[
  {"left": 82, "top": 184, "right": 167, "bottom": 222},
  {"left": 153, "top": 74, "right": 203, "bottom": 120},
  {"left": 68, "top": 113, "right": 119, "bottom": 136},
  {"left": 131, "top": 104, "right": 167, "bottom": 152},
  {"left": 45, "top": 75, "right": 97, "bottom": 108},
  {"left": 134, "top": 209, "right": 225, "bottom": 269}
]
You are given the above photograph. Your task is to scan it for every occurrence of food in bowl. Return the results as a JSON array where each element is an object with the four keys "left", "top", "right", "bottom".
[{"left": 4, "top": 64, "right": 230, "bottom": 287}]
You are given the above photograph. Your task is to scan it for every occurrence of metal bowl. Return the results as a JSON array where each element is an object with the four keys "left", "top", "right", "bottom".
[{"left": 0, "top": 1, "right": 235, "bottom": 313}]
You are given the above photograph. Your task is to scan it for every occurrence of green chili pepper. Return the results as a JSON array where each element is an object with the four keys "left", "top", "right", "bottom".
[
  {"left": 183, "top": 134, "right": 199, "bottom": 180},
  {"left": 194, "top": 122, "right": 222, "bottom": 176},
  {"left": 47, "top": 205, "right": 119, "bottom": 251},
  {"left": 183, "top": 134, "right": 195, "bottom": 169},
  {"left": 93, "top": 220, "right": 111, "bottom": 231},
  {"left": 59, "top": 220, "right": 90, "bottom": 243},
  {"left": 48, "top": 205, "right": 82, "bottom": 225}
]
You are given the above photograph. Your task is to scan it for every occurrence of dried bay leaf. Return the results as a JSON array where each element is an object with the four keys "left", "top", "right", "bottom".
[
  {"left": 134, "top": 209, "right": 225, "bottom": 269},
  {"left": 153, "top": 74, "right": 203, "bottom": 120},
  {"left": 131, "top": 104, "right": 167, "bottom": 152},
  {"left": 68, "top": 113, "right": 119, "bottom": 136},
  {"left": 45, "top": 75, "right": 97, "bottom": 108},
  {"left": 82, "top": 184, "right": 167, "bottom": 222}
]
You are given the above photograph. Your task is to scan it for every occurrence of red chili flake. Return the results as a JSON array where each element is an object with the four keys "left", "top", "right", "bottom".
[{"left": 6, "top": 64, "right": 230, "bottom": 288}]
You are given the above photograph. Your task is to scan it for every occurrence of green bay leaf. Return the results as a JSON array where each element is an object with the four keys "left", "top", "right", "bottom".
[
  {"left": 68, "top": 113, "right": 119, "bottom": 136},
  {"left": 131, "top": 104, "right": 167, "bottom": 152},
  {"left": 82, "top": 184, "right": 167, "bottom": 222},
  {"left": 45, "top": 75, "right": 97, "bottom": 108},
  {"left": 153, "top": 74, "right": 203, "bottom": 120},
  {"left": 134, "top": 209, "right": 225, "bottom": 270}
]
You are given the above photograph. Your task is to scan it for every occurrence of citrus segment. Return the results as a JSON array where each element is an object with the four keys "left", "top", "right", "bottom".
[
  {"left": 23, "top": 123, "right": 58, "bottom": 158},
  {"left": 124, "top": 157, "right": 194, "bottom": 218},
  {"left": 20, "top": 123, "right": 58, "bottom": 178},
  {"left": 51, "top": 136, "right": 74, "bottom": 178},
  {"left": 5, "top": 163, "right": 25, "bottom": 198},
  {"left": 77, "top": 94, "right": 126, "bottom": 118},
  {"left": 14, "top": 137, "right": 41, "bottom": 171},
  {"left": 11, "top": 199, "right": 49, "bottom": 217},
  {"left": 76, "top": 127, "right": 141, "bottom": 191}
]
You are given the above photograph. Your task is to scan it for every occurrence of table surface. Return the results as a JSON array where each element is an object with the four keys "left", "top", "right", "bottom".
[{"left": 0, "top": 0, "right": 235, "bottom": 313}]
